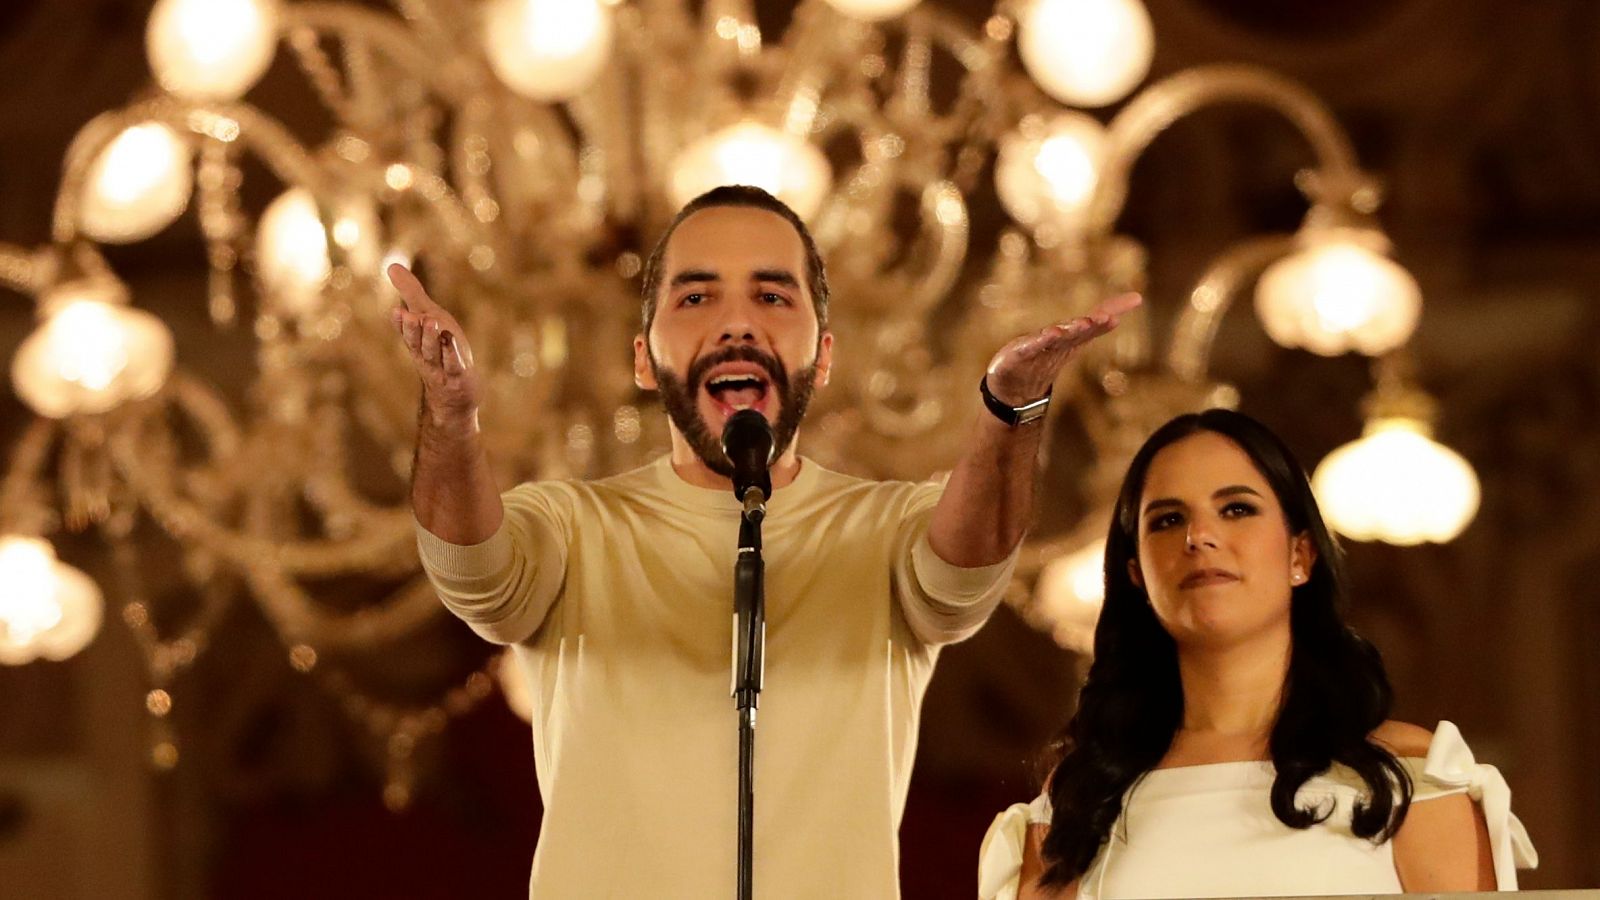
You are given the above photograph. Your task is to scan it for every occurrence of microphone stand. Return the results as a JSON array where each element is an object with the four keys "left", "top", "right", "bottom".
[{"left": 732, "top": 484, "right": 765, "bottom": 900}]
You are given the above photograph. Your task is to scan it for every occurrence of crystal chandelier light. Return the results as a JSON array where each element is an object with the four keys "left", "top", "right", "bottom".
[
  {"left": 0, "top": 0, "right": 1480, "bottom": 794},
  {"left": 1312, "top": 357, "right": 1481, "bottom": 545}
]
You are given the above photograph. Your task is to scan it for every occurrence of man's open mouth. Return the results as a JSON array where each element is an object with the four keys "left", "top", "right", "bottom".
[{"left": 703, "top": 364, "right": 772, "bottom": 414}]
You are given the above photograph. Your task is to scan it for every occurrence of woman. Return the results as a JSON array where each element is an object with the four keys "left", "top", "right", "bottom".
[{"left": 979, "top": 409, "right": 1537, "bottom": 899}]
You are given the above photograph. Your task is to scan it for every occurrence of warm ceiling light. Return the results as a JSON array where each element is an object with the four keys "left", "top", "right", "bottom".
[
  {"left": 1018, "top": 0, "right": 1154, "bottom": 108},
  {"left": 0, "top": 536, "right": 105, "bottom": 665},
  {"left": 995, "top": 112, "right": 1108, "bottom": 235},
  {"left": 146, "top": 0, "right": 280, "bottom": 101},
  {"left": 1314, "top": 416, "right": 1480, "bottom": 545},
  {"left": 670, "top": 121, "right": 832, "bottom": 222},
  {"left": 1256, "top": 228, "right": 1422, "bottom": 357},
  {"left": 821, "top": 0, "right": 923, "bottom": 21},
  {"left": 483, "top": 0, "right": 614, "bottom": 101},
  {"left": 12, "top": 283, "right": 175, "bottom": 418},
  {"left": 80, "top": 123, "right": 194, "bottom": 244}
]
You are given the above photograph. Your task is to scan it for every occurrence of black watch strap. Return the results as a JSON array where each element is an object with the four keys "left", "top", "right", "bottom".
[{"left": 980, "top": 376, "right": 1051, "bottom": 427}]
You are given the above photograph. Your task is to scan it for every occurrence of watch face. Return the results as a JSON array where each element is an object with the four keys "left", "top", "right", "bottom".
[{"left": 1016, "top": 402, "right": 1050, "bottom": 424}]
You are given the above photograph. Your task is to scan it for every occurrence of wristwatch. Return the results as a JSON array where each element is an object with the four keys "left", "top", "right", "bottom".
[{"left": 980, "top": 376, "right": 1051, "bottom": 427}]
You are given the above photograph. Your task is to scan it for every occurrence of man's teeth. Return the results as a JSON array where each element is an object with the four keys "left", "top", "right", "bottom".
[
  {"left": 706, "top": 374, "right": 766, "bottom": 411},
  {"left": 709, "top": 374, "right": 764, "bottom": 388}
]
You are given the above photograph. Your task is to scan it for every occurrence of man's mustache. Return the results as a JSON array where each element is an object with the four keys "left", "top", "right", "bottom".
[{"left": 685, "top": 345, "right": 790, "bottom": 392}]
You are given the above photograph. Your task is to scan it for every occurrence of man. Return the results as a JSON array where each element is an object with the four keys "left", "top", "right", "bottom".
[{"left": 389, "top": 185, "right": 1138, "bottom": 897}]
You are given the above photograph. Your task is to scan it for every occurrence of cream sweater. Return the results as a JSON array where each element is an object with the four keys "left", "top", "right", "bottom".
[{"left": 415, "top": 455, "right": 1016, "bottom": 898}]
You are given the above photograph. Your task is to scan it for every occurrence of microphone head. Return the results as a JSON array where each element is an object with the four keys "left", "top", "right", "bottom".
[{"left": 721, "top": 409, "right": 774, "bottom": 502}]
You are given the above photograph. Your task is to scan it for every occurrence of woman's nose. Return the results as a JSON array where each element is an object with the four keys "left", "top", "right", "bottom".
[{"left": 1185, "top": 521, "right": 1218, "bottom": 552}]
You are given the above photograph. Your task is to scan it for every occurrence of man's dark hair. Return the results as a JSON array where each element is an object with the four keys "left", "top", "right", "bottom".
[{"left": 639, "top": 185, "right": 830, "bottom": 337}]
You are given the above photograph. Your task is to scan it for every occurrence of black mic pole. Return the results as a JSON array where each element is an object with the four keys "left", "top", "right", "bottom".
[{"left": 722, "top": 409, "right": 772, "bottom": 900}]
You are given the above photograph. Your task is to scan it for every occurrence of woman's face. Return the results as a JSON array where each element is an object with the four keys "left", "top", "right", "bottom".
[{"left": 1130, "top": 431, "right": 1316, "bottom": 650}]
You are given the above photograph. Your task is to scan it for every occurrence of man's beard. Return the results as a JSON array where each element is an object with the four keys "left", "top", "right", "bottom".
[{"left": 652, "top": 344, "right": 818, "bottom": 479}]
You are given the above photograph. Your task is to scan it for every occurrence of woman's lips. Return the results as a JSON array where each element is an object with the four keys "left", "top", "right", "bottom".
[{"left": 1179, "top": 568, "right": 1239, "bottom": 589}]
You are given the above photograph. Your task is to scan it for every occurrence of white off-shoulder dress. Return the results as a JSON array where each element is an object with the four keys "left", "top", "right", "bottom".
[{"left": 978, "top": 721, "right": 1538, "bottom": 899}]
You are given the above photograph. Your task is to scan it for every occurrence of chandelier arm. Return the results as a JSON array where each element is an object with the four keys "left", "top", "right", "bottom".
[
  {"left": 1085, "top": 64, "right": 1366, "bottom": 240},
  {"left": 0, "top": 242, "right": 50, "bottom": 296},
  {"left": 195, "top": 139, "right": 245, "bottom": 326},
  {"left": 245, "top": 564, "right": 446, "bottom": 649},
  {"left": 170, "top": 372, "right": 245, "bottom": 460},
  {"left": 1166, "top": 234, "right": 1299, "bottom": 382},
  {"left": 285, "top": 24, "right": 357, "bottom": 124},
  {"left": 568, "top": 64, "right": 644, "bottom": 224},
  {"left": 333, "top": 333, "right": 424, "bottom": 457},
  {"left": 104, "top": 410, "right": 417, "bottom": 578},
  {"left": 301, "top": 403, "right": 393, "bottom": 525},
  {"left": 450, "top": 97, "right": 507, "bottom": 235},
  {"left": 896, "top": 3, "right": 1017, "bottom": 138},
  {"left": 339, "top": 30, "right": 386, "bottom": 124},
  {"left": 768, "top": 3, "right": 852, "bottom": 135},
  {"left": 286, "top": 2, "right": 484, "bottom": 104},
  {"left": 903, "top": 180, "right": 971, "bottom": 313},
  {"left": 109, "top": 535, "right": 237, "bottom": 684},
  {"left": 624, "top": 5, "right": 687, "bottom": 210},
  {"left": 385, "top": 0, "right": 463, "bottom": 54},
  {"left": 0, "top": 418, "right": 59, "bottom": 533}
]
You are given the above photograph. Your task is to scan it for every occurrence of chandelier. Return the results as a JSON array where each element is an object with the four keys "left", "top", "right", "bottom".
[{"left": 0, "top": 0, "right": 1480, "bottom": 802}]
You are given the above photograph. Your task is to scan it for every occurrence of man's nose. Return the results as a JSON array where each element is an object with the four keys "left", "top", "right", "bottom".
[{"left": 717, "top": 309, "right": 757, "bottom": 345}]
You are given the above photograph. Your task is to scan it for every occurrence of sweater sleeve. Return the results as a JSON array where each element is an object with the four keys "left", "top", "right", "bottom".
[
  {"left": 414, "top": 482, "right": 571, "bottom": 645},
  {"left": 891, "top": 481, "right": 1019, "bottom": 645}
]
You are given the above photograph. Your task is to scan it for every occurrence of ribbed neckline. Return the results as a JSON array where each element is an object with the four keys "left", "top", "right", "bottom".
[{"left": 648, "top": 453, "right": 824, "bottom": 513}]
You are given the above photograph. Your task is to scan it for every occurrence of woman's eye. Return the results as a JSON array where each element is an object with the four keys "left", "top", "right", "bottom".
[
  {"left": 680, "top": 293, "right": 706, "bottom": 306},
  {"left": 1221, "top": 501, "right": 1259, "bottom": 518},
  {"left": 1148, "top": 512, "right": 1183, "bottom": 532}
]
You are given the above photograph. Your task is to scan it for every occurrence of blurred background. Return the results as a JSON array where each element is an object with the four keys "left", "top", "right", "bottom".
[{"left": 1, "top": 0, "right": 1597, "bottom": 896}]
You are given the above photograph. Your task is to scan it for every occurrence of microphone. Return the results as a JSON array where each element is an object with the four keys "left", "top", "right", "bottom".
[{"left": 721, "top": 409, "right": 774, "bottom": 521}]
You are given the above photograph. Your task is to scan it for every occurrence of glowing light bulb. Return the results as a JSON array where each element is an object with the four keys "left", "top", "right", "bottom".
[
  {"left": 670, "top": 121, "right": 832, "bottom": 221},
  {"left": 12, "top": 285, "right": 175, "bottom": 418},
  {"left": 995, "top": 112, "right": 1107, "bottom": 232},
  {"left": 821, "top": 0, "right": 922, "bottom": 21},
  {"left": 255, "top": 188, "right": 380, "bottom": 315},
  {"left": 80, "top": 123, "right": 194, "bottom": 243},
  {"left": 0, "top": 536, "right": 104, "bottom": 665},
  {"left": 483, "top": 0, "right": 613, "bottom": 101},
  {"left": 1018, "top": 0, "right": 1154, "bottom": 108},
  {"left": 1256, "top": 232, "right": 1422, "bottom": 357},
  {"left": 1313, "top": 417, "right": 1480, "bottom": 545},
  {"left": 147, "top": 0, "right": 279, "bottom": 101}
]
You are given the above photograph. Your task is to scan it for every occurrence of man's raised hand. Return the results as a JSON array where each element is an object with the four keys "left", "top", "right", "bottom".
[
  {"left": 984, "top": 292, "right": 1143, "bottom": 407},
  {"left": 388, "top": 263, "right": 480, "bottom": 428}
]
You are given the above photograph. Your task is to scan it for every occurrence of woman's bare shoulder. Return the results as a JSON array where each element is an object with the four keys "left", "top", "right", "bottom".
[{"left": 1371, "top": 719, "right": 1435, "bottom": 757}]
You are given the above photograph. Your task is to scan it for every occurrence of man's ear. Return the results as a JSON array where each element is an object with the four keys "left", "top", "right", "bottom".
[
  {"left": 633, "top": 333, "right": 658, "bottom": 391},
  {"left": 1127, "top": 558, "right": 1144, "bottom": 589},
  {"left": 814, "top": 330, "right": 834, "bottom": 388}
]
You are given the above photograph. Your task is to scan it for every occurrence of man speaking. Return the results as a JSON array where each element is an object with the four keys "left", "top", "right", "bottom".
[{"left": 389, "top": 185, "right": 1137, "bottom": 897}]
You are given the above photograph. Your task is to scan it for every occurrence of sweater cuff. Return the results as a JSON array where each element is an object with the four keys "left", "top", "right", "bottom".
[
  {"left": 911, "top": 532, "right": 1018, "bottom": 605},
  {"left": 414, "top": 519, "right": 513, "bottom": 584}
]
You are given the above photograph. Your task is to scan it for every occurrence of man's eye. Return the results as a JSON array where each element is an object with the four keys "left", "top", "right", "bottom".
[
  {"left": 680, "top": 293, "right": 706, "bottom": 306},
  {"left": 760, "top": 292, "right": 788, "bottom": 305}
]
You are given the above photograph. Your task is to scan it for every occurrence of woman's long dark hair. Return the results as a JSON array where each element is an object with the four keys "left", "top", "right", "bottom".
[{"left": 1039, "top": 409, "right": 1412, "bottom": 886}]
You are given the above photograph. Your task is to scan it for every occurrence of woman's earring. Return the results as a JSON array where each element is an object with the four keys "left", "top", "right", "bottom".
[{"left": 1290, "top": 571, "right": 1305, "bottom": 585}]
